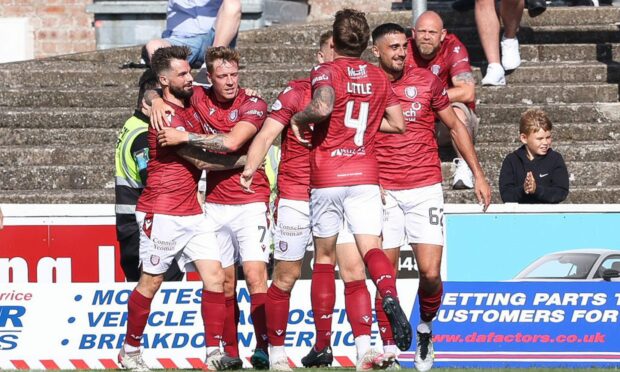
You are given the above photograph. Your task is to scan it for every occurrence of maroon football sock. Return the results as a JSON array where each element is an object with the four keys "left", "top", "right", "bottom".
[
  {"left": 125, "top": 290, "right": 153, "bottom": 347},
  {"left": 344, "top": 280, "right": 372, "bottom": 338},
  {"left": 375, "top": 295, "right": 395, "bottom": 345},
  {"left": 202, "top": 290, "right": 226, "bottom": 347},
  {"left": 251, "top": 293, "right": 269, "bottom": 351},
  {"left": 311, "top": 263, "right": 336, "bottom": 350},
  {"left": 266, "top": 284, "right": 291, "bottom": 346},
  {"left": 363, "top": 248, "right": 398, "bottom": 298},
  {"left": 419, "top": 282, "right": 443, "bottom": 322},
  {"left": 223, "top": 296, "right": 240, "bottom": 357}
]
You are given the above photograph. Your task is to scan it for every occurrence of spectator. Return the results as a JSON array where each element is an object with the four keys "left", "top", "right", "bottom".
[
  {"left": 476, "top": 0, "right": 523, "bottom": 85},
  {"left": 114, "top": 69, "right": 184, "bottom": 282},
  {"left": 499, "top": 109, "right": 569, "bottom": 203},
  {"left": 145, "top": 0, "right": 241, "bottom": 68},
  {"left": 407, "top": 11, "right": 480, "bottom": 189}
]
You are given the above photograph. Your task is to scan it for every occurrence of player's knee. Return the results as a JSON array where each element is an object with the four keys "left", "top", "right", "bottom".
[
  {"left": 273, "top": 269, "right": 300, "bottom": 292},
  {"left": 419, "top": 268, "right": 441, "bottom": 285},
  {"left": 244, "top": 266, "right": 268, "bottom": 292}
]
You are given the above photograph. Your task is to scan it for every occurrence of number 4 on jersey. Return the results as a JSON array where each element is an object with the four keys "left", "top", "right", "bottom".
[{"left": 344, "top": 100, "right": 369, "bottom": 146}]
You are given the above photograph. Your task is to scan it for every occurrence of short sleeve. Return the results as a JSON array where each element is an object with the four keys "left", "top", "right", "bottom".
[
  {"left": 430, "top": 75, "right": 450, "bottom": 112},
  {"left": 446, "top": 37, "right": 472, "bottom": 78},
  {"left": 239, "top": 96, "right": 268, "bottom": 130},
  {"left": 310, "top": 64, "right": 333, "bottom": 90},
  {"left": 268, "top": 84, "right": 302, "bottom": 127}
]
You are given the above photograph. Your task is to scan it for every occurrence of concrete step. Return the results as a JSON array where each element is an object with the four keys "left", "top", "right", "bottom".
[
  {"left": 0, "top": 165, "right": 113, "bottom": 190},
  {"left": 0, "top": 87, "right": 135, "bottom": 108},
  {"left": 0, "top": 107, "right": 130, "bottom": 128},
  {"left": 477, "top": 83, "right": 618, "bottom": 105},
  {"left": 0, "top": 189, "right": 115, "bottom": 204},
  {"left": 0, "top": 65, "right": 143, "bottom": 89},
  {"left": 475, "top": 141, "right": 620, "bottom": 162},
  {"left": 441, "top": 161, "right": 620, "bottom": 187},
  {"left": 0, "top": 128, "right": 119, "bottom": 146},
  {"left": 444, "top": 185, "right": 620, "bottom": 204},
  {"left": 375, "top": 7, "right": 620, "bottom": 29},
  {"left": 476, "top": 102, "right": 620, "bottom": 124},
  {"left": 477, "top": 122, "right": 620, "bottom": 143},
  {"left": 0, "top": 146, "right": 112, "bottom": 166}
]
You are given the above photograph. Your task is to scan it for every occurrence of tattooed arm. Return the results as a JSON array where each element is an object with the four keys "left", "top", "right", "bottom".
[
  {"left": 289, "top": 85, "right": 335, "bottom": 145},
  {"left": 158, "top": 121, "right": 258, "bottom": 153},
  {"left": 177, "top": 145, "right": 246, "bottom": 170},
  {"left": 449, "top": 71, "right": 476, "bottom": 103}
]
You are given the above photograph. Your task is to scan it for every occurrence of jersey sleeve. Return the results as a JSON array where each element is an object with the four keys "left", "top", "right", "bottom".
[
  {"left": 268, "top": 84, "right": 302, "bottom": 127},
  {"left": 310, "top": 64, "right": 333, "bottom": 90},
  {"left": 430, "top": 75, "right": 451, "bottom": 112},
  {"left": 386, "top": 83, "right": 401, "bottom": 108},
  {"left": 446, "top": 37, "right": 473, "bottom": 78},
  {"left": 238, "top": 96, "right": 268, "bottom": 130}
]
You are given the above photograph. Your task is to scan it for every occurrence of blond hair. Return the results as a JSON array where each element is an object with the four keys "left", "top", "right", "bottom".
[
  {"left": 205, "top": 46, "right": 240, "bottom": 74},
  {"left": 519, "top": 108, "right": 553, "bottom": 135}
]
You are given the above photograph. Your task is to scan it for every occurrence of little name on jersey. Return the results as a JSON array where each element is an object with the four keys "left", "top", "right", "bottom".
[{"left": 346, "top": 82, "right": 372, "bottom": 95}]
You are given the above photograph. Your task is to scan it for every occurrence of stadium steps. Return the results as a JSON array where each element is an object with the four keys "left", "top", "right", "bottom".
[{"left": 0, "top": 6, "right": 619, "bottom": 204}]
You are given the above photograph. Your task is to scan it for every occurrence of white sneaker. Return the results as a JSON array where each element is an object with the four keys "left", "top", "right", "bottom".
[
  {"left": 452, "top": 158, "right": 474, "bottom": 190},
  {"left": 205, "top": 349, "right": 240, "bottom": 371},
  {"left": 356, "top": 349, "right": 394, "bottom": 371},
  {"left": 118, "top": 347, "right": 150, "bottom": 372},
  {"left": 270, "top": 356, "right": 293, "bottom": 372},
  {"left": 414, "top": 331, "right": 434, "bottom": 372},
  {"left": 481, "top": 63, "right": 506, "bottom": 86},
  {"left": 501, "top": 36, "right": 521, "bottom": 71}
]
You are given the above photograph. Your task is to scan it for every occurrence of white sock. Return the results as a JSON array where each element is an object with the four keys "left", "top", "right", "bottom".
[
  {"left": 417, "top": 321, "right": 432, "bottom": 334},
  {"left": 384, "top": 343, "right": 399, "bottom": 356},
  {"left": 206, "top": 346, "right": 219, "bottom": 356},
  {"left": 355, "top": 335, "right": 372, "bottom": 359},
  {"left": 124, "top": 343, "right": 140, "bottom": 353},
  {"left": 269, "top": 345, "right": 286, "bottom": 360}
]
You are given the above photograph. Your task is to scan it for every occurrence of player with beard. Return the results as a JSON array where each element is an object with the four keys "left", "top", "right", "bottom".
[
  {"left": 118, "top": 46, "right": 249, "bottom": 372},
  {"left": 289, "top": 9, "right": 410, "bottom": 371},
  {"left": 406, "top": 11, "right": 480, "bottom": 191},
  {"left": 238, "top": 30, "right": 334, "bottom": 372},
  {"left": 371, "top": 24, "right": 490, "bottom": 371},
  {"left": 155, "top": 46, "right": 271, "bottom": 369}
]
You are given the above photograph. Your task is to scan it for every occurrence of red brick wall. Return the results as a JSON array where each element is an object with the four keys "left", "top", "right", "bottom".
[{"left": 0, "top": 0, "right": 95, "bottom": 58}]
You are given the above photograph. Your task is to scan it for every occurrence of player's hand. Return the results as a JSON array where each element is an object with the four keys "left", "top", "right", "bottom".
[
  {"left": 150, "top": 98, "right": 175, "bottom": 131},
  {"left": 245, "top": 88, "right": 262, "bottom": 98},
  {"left": 524, "top": 171, "right": 534, "bottom": 194},
  {"left": 240, "top": 169, "right": 255, "bottom": 193},
  {"left": 474, "top": 176, "right": 492, "bottom": 212},
  {"left": 158, "top": 127, "right": 189, "bottom": 147},
  {"left": 290, "top": 116, "right": 312, "bottom": 147}
]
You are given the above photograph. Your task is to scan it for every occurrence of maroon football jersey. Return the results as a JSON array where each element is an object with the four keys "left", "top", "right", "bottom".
[
  {"left": 137, "top": 100, "right": 204, "bottom": 215},
  {"left": 190, "top": 86, "right": 270, "bottom": 204},
  {"left": 377, "top": 67, "right": 450, "bottom": 190},
  {"left": 406, "top": 33, "right": 475, "bottom": 111},
  {"left": 268, "top": 79, "right": 312, "bottom": 201},
  {"left": 309, "top": 58, "right": 400, "bottom": 189}
]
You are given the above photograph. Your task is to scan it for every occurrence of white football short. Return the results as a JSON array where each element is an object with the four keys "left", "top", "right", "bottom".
[
  {"left": 382, "top": 183, "right": 445, "bottom": 248},
  {"left": 204, "top": 202, "right": 271, "bottom": 265},
  {"left": 310, "top": 185, "right": 383, "bottom": 238},
  {"left": 135, "top": 211, "right": 221, "bottom": 275},
  {"left": 273, "top": 198, "right": 312, "bottom": 261}
]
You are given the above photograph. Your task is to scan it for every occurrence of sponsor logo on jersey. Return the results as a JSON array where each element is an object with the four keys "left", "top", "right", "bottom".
[
  {"left": 153, "top": 238, "right": 176, "bottom": 252},
  {"left": 250, "top": 97, "right": 259, "bottom": 103},
  {"left": 283, "top": 86, "right": 293, "bottom": 94},
  {"left": 347, "top": 64, "right": 368, "bottom": 78},
  {"left": 271, "top": 99, "right": 283, "bottom": 111},
  {"left": 403, "top": 102, "right": 422, "bottom": 121},
  {"left": 330, "top": 147, "right": 366, "bottom": 157},
  {"left": 246, "top": 109, "right": 265, "bottom": 118},
  {"left": 431, "top": 64, "right": 441, "bottom": 75},
  {"left": 453, "top": 46, "right": 461, "bottom": 54},
  {"left": 209, "top": 108, "right": 216, "bottom": 116},
  {"left": 405, "top": 86, "right": 418, "bottom": 99},
  {"left": 311, "top": 74, "right": 329, "bottom": 85},
  {"left": 229, "top": 109, "right": 239, "bottom": 122}
]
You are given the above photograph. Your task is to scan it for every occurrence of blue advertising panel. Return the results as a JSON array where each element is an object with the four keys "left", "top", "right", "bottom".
[
  {"left": 402, "top": 282, "right": 620, "bottom": 368},
  {"left": 445, "top": 213, "right": 620, "bottom": 281}
]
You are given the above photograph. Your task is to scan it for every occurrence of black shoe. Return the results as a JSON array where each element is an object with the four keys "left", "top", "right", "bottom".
[
  {"left": 451, "top": 0, "right": 475, "bottom": 12},
  {"left": 222, "top": 356, "right": 243, "bottom": 370},
  {"left": 526, "top": 0, "right": 547, "bottom": 17},
  {"left": 301, "top": 346, "right": 333, "bottom": 367},
  {"left": 382, "top": 295, "right": 413, "bottom": 351}
]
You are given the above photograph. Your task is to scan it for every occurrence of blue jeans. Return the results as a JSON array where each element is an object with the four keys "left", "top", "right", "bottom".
[{"left": 163, "top": 28, "right": 237, "bottom": 68}]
